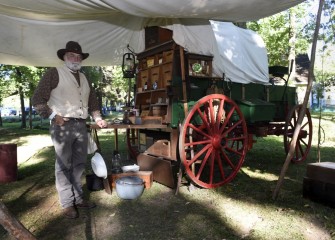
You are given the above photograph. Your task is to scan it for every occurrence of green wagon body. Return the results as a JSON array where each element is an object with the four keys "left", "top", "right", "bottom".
[
  {"left": 170, "top": 78, "right": 297, "bottom": 128},
  {"left": 131, "top": 39, "right": 311, "bottom": 189}
]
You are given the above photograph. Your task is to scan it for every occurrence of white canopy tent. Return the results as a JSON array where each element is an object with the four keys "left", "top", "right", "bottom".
[{"left": 0, "top": 0, "right": 305, "bottom": 83}]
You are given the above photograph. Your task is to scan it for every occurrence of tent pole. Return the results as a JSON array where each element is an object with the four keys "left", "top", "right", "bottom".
[{"left": 272, "top": 0, "right": 324, "bottom": 200}]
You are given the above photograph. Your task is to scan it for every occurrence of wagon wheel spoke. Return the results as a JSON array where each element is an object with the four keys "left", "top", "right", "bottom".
[
  {"left": 195, "top": 147, "right": 214, "bottom": 180},
  {"left": 195, "top": 107, "right": 213, "bottom": 134},
  {"left": 186, "top": 143, "right": 212, "bottom": 166},
  {"left": 186, "top": 123, "right": 212, "bottom": 140},
  {"left": 284, "top": 104, "right": 313, "bottom": 163},
  {"left": 219, "top": 106, "right": 235, "bottom": 134},
  {"left": 179, "top": 94, "right": 248, "bottom": 189},
  {"left": 220, "top": 148, "right": 237, "bottom": 170}
]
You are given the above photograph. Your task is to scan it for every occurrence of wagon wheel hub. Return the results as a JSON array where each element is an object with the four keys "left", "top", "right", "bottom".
[{"left": 212, "top": 134, "right": 224, "bottom": 149}]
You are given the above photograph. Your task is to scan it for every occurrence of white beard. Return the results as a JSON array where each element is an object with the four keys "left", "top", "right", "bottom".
[{"left": 65, "top": 60, "right": 81, "bottom": 71}]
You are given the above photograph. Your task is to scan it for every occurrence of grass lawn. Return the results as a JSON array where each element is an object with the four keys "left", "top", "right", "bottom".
[{"left": 0, "top": 112, "right": 334, "bottom": 240}]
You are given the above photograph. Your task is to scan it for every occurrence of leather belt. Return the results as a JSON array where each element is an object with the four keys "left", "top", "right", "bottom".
[{"left": 63, "top": 117, "right": 86, "bottom": 122}]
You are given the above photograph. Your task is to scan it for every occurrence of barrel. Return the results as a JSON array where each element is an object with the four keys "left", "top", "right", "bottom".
[{"left": 0, "top": 144, "right": 18, "bottom": 183}]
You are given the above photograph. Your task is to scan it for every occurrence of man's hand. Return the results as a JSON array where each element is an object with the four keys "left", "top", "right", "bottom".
[
  {"left": 96, "top": 119, "right": 107, "bottom": 128},
  {"left": 53, "top": 115, "right": 65, "bottom": 126}
]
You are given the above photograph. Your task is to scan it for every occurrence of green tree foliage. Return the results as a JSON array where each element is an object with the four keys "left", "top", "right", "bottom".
[
  {"left": 247, "top": 3, "right": 310, "bottom": 66},
  {"left": 0, "top": 65, "right": 46, "bottom": 128},
  {"left": 302, "top": 0, "right": 335, "bottom": 45},
  {"left": 303, "top": 0, "right": 335, "bottom": 91},
  {"left": 101, "top": 66, "right": 134, "bottom": 109},
  {"left": 248, "top": 0, "right": 334, "bottom": 91},
  {"left": 81, "top": 66, "right": 133, "bottom": 113}
]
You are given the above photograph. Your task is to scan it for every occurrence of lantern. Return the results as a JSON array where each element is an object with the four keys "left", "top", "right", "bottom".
[{"left": 122, "top": 52, "right": 136, "bottom": 78}]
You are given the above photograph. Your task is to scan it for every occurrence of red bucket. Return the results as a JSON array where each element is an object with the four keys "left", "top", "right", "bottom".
[{"left": 0, "top": 144, "right": 18, "bottom": 183}]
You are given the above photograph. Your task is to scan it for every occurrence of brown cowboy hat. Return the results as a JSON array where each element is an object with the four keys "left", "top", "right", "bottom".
[{"left": 57, "top": 41, "right": 89, "bottom": 60}]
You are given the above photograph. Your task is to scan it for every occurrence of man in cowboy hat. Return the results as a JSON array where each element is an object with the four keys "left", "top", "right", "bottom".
[{"left": 32, "top": 41, "right": 107, "bottom": 219}]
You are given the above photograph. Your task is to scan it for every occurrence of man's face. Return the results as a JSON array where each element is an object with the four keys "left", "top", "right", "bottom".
[{"left": 64, "top": 52, "right": 83, "bottom": 71}]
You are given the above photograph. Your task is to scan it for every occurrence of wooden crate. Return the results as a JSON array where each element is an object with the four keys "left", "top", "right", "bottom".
[
  {"left": 303, "top": 162, "right": 335, "bottom": 208},
  {"left": 303, "top": 177, "right": 335, "bottom": 208},
  {"left": 107, "top": 171, "right": 153, "bottom": 189},
  {"left": 306, "top": 162, "right": 335, "bottom": 184},
  {"left": 137, "top": 154, "right": 176, "bottom": 188}
]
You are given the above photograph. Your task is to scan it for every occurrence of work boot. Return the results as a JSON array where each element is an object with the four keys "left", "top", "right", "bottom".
[
  {"left": 63, "top": 206, "right": 78, "bottom": 219},
  {"left": 76, "top": 200, "right": 96, "bottom": 209}
]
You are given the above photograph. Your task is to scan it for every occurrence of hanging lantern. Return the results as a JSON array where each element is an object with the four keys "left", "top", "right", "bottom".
[{"left": 122, "top": 52, "right": 136, "bottom": 78}]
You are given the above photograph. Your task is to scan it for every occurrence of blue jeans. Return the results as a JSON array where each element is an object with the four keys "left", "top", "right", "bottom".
[{"left": 50, "top": 120, "right": 88, "bottom": 208}]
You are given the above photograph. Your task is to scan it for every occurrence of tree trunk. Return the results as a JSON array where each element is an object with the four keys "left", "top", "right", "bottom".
[
  {"left": 14, "top": 68, "right": 26, "bottom": 129},
  {"left": 0, "top": 201, "right": 36, "bottom": 240},
  {"left": 19, "top": 87, "right": 26, "bottom": 129},
  {"left": 28, "top": 98, "right": 33, "bottom": 129}
]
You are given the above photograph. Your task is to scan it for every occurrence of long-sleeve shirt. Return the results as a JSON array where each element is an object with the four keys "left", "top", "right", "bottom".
[{"left": 32, "top": 67, "right": 102, "bottom": 120}]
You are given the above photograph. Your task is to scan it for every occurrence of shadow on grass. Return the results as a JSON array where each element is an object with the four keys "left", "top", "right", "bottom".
[
  {"left": 0, "top": 127, "right": 50, "bottom": 147},
  {"left": 0, "top": 128, "right": 334, "bottom": 239}
]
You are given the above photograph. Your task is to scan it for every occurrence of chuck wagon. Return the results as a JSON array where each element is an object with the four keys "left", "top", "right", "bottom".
[{"left": 118, "top": 24, "right": 313, "bottom": 190}]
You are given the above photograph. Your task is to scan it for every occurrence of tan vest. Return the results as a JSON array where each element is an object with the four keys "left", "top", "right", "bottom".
[{"left": 48, "top": 66, "right": 90, "bottom": 119}]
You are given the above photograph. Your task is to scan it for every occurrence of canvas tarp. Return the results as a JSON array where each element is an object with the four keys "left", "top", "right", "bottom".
[{"left": 0, "top": 0, "right": 304, "bottom": 83}]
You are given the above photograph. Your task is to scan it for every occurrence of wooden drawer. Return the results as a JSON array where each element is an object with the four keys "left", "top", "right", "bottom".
[
  {"left": 147, "top": 56, "right": 156, "bottom": 67},
  {"left": 163, "top": 50, "right": 173, "bottom": 63},
  {"left": 139, "top": 59, "right": 147, "bottom": 69},
  {"left": 150, "top": 66, "right": 160, "bottom": 86},
  {"left": 162, "top": 63, "right": 173, "bottom": 87},
  {"left": 139, "top": 70, "right": 149, "bottom": 89}
]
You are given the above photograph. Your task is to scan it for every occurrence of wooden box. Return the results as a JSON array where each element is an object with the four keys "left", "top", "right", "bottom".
[
  {"left": 303, "top": 177, "right": 335, "bottom": 208},
  {"left": 306, "top": 162, "right": 335, "bottom": 184},
  {"left": 146, "top": 140, "right": 171, "bottom": 157},
  {"left": 145, "top": 26, "right": 173, "bottom": 49},
  {"left": 108, "top": 171, "right": 153, "bottom": 189},
  {"left": 303, "top": 162, "right": 335, "bottom": 208},
  {"left": 137, "top": 153, "right": 176, "bottom": 188}
]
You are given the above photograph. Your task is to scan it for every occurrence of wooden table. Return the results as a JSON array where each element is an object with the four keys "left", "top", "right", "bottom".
[{"left": 89, "top": 123, "right": 168, "bottom": 152}]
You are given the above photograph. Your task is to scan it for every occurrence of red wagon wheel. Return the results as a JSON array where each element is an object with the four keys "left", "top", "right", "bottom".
[
  {"left": 126, "top": 129, "right": 140, "bottom": 161},
  {"left": 284, "top": 104, "right": 313, "bottom": 163},
  {"left": 179, "top": 94, "right": 248, "bottom": 188}
]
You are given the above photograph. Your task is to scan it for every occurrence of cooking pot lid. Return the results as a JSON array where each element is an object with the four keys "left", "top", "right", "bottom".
[
  {"left": 116, "top": 176, "right": 143, "bottom": 185},
  {"left": 91, "top": 152, "right": 107, "bottom": 179}
]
